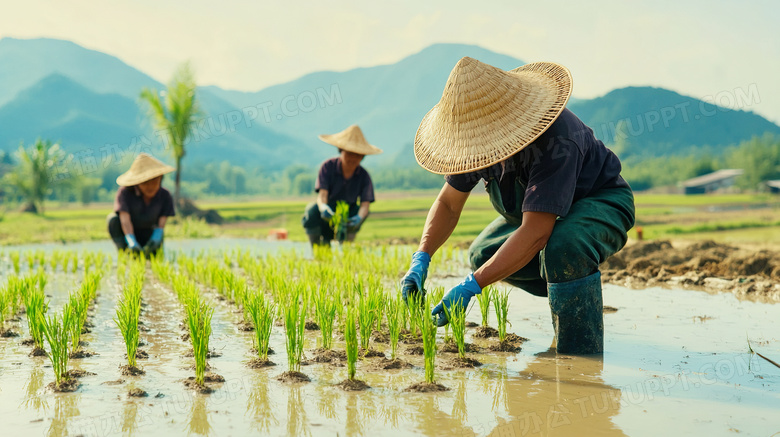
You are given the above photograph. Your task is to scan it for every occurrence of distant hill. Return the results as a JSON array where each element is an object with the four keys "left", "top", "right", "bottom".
[
  {"left": 203, "top": 43, "right": 525, "bottom": 165},
  {"left": 1, "top": 37, "right": 779, "bottom": 173},
  {"left": 568, "top": 86, "right": 780, "bottom": 157}
]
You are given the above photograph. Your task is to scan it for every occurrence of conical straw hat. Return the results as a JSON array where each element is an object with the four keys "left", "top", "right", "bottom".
[
  {"left": 116, "top": 153, "right": 175, "bottom": 186},
  {"left": 318, "top": 125, "right": 383, "bottom": 155},
  {"left": 414, "top": 57, "right": 572, "bottom": 174}
]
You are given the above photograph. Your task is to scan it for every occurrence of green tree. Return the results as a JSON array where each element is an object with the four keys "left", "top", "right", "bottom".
[
  {"left": 139, "top": 62, "right": 202, "bottom": 204},
  {"left": 3, "top": 139, "right": 69, "bottom": 214},
  {"left": 726, "top": 134, "right": 780, "bottom": 190}
]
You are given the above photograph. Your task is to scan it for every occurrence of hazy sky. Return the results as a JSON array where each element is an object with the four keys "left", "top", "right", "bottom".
[{"left": 3, "top": 0, "right": 779, "bottom": 123}]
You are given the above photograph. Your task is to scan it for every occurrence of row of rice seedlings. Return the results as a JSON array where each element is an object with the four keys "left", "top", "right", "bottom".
[
  {"left": 385, "top": 294, "right": 403, "bottom": 360},
  {"left": 186, "top": 293, "right": 214, "bottom": 386},
  {"left": 114, "top": 259, "right": 145, "bottom": 372},
  {"left": 245, "top": 289, "right": 276, "bottom": 365},
  {"left": 66, "top": 270, "right": 104, "bottom": 355},
  {"left": 9, "top": 251, "right": 21, "bottom": 274},
  {"left": 476, "top": 285, "right": 493, "bottom": 327}
]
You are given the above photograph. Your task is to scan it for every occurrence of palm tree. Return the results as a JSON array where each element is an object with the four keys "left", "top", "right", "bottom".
[
  {"left": 4, "top": 139, "right": 68, "bottom": 214},
  {"left": 139, "top": 62, "right": 202, "bottom": 203}
]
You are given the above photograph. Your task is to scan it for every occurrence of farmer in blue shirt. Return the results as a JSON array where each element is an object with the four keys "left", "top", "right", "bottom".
[
  {"left": 400, "top": 58, "right": 635, "bottom": 354},
  {"left": 301, "top": 125, "right": 382, "bottom": 247}
]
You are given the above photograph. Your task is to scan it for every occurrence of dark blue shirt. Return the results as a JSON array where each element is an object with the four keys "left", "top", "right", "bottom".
[
  {"left": 315, "top": 157, "right": 375, "bottom": 208},
  {"left": 114, "top": 186, "right": 175, "bottom": 230},
  {"left": 446, "top": 109, "right": 629, "bottom": 217}
]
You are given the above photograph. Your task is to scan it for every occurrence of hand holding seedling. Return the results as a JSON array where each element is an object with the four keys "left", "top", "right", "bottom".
[
  {"left": 144, "top": 228, "right": 164, "bottom": 255},
  {"left": 319, "top": 204, "right": 335, "bottom": 220},
  {"left": 347, "top": 214, "right": 362, "bottom": 227},
  {"left": 401, "top": 251, "right": 431, "bottom": 303},
  {"left": 125, "top": 234, "right": 141, "bottom": 254},
  {"left": 432, "top": 273, "right": 481, "bottom": 327}
]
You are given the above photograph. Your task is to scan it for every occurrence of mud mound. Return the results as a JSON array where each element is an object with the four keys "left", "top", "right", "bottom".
[
  {"left": 603, "top": 306, "right": 619, "bottom": 313},
  {"left": 473, "top": 326, "right": 499, "bottom": 338},
  {"left": 21, "top": 338, "right": 35, "bottom": 346},
  {"left": 367, "top": 358, "right": 413, "bottom": 370},
  {"left": 120, "top": 365, "right": 145, "bottom": 376},
  {"left": 603, "top": 240, "right": 780, "bottom": 299},
  {"left": 276, "top": 371, "right": 311, "bottom": 383},
  {"left": 336, "top": 379, "right": 370, "bottom": 391},
  {"left": 405, "top": 346, "right": 424, "bottom": 355},
  {"left": 69, "top": 349, "right": 98, "bottom": 359},
  {"left": 247, "top": 358, "right": 276, "bottom": 368},
  {"left": 183, "top": 380, "right": 214, "bottom": 394},
  {"left": 0, "top": 329, "right": 20, "bottom": 338},
  {"left": 441, "top": 356, "right": 482, "bottom": 369},
  {"left": 237, "top": 320, "right": 254, "bottom": 331},
  {"left": 48, "top": 379, "right": 80, "bottom": 392},
  {"left": 66, "top": 369, "right": 96, "bottom": 378},
  {"left": 304, "top": 321, "right": 320, "bottom": 331},
  {"left": 488, "top": 340, "right": 522, "bottom": 353},
  {"left": 101, "top": 379, "right": 125, "bottom": 385},
  {"left": 128, "top": 388, "right": 148, "bottom": 397},
  {"left": 310, "top": 348, "right": 346, "bottom": 363},
  {"left": 440, "top": 341, "right": 479, "bottom": 354},
  {"left": 504, "top": 333, "right": 528, "bottom": 344},
  {"left": 359, "top": 348, "right": 385, "bottom": 358},
  {"left": 29, "top": 347, "right": 47, "bottom": 357},
  {"left": 404, "top": 382, "right": 449, "bottom": 393},
  {"left": 371, "top": 330, "right": 389, "bottom": 343}
]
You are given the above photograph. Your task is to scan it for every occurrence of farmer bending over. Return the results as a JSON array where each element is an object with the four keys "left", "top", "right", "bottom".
[
  {"left": 302, "top": 125, "right": 382, "bottom": 247},
  {"left": 401, "top": 58, "right": 635, "bottom": 354},
  {"left": 107, "top": 153, "right": 175, "bottom": 257}
]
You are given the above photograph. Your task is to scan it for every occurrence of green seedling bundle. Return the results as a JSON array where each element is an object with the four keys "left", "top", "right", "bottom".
[
  {"left": 493, "top": 289, "right": 510, "bottom": 342},
  {"left": 330, "top": 200, "right": 350, "bottom": 242},
  {"left": 186, "top": 295, "right": 214, "bottom": 386},
  {"left": 10, "top": 251, "right": 21, "bottom": 274},
  {"left": 419, "top": 295, "right": 439, "bottom": 385},
  {"left": 42, "top": 309, "right": 74, "bottom": 387},
  {"left": 22, "top": 273, "right": 48, "bottom": 352},
  {"left": 444, "top": 300, "right": 467, "bottom": 359},
  {"left": 314, "top": 287, "right": 337, "bottom": 350},
  {"left": 283, "top": 285, "right": 307, "bottom": 374},
  {"left": 343, "top": 306, "right": 359, "bottom": 381},
  {"left": 114, "top": 259, "right": 145, "bottom": 369},
  {"left": 386, "top": 294, "right": 403, "bottom": 360},
  {"left": 245, "top": 289, "right": 276, "bottom": 362},
  {"left": 476, "top": 285, "right": 493, "bottom": 327}
]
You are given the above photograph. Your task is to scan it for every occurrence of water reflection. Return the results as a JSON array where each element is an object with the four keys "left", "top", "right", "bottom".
[
  {"left": 487, "top": 352, "right": 625, "bottom": 437},
  {"left": 246, "top": 374, "right": 278, "bottom": 432},
  {"left": 286, "top": 387, "right": 311, "bottom": 437},
  {"left": 344, "top": 394, "right": 362, "bottom": 437},
  {"left": 187, "top": 395, "right": 212, "bottom": 436},
  {"left": 315, "top": 385, "right": 338, "bottom": 420},
  {"left": 452, "top": 374, "right": 468, "bottom": 424},
  {"left": 121, "top": 400, "right": 139, "bottom": 435},
  {"left": 22, "top": 367, "right": 48, "bottom": 413},
  {"left": 46, "top": 394, "right": 80, "bottom": 437}
]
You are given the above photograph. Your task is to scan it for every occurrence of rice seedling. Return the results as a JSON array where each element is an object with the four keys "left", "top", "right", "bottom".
[
  {"left": 10, "top": 251, "right": 21, "bottom": 274},
  {"left": 444, "top": 300, "right": 467, "bottom": 359},
  {"left": 283, "top": 294, "right": 306, "bottom": 374},
  {"left": 314, "top": 290, "right": 337, "bottom": 350},
  {"left": 492, "top": 289, "right": 510, "bottom": 343},
  {"left": 420, "top": 296, "right": 439, "bottom": 385},
  {"left": 42, "top": 309, "right": 74, "bottom": 389},
  {"left": 35, "top": 250, "right": 45, "bottom": 270},
  {"left": 50, "top": 250, "right": 61, "bottom": 272},
  {"left": 0, "top": 287, "right": 10, "bottom": 333},
  {"left": 65, "top": 293, "right": 89, "bottom": 354},
  {"left": 25, "top": 250, "right": 35, "bottom": 270},
  {"left": 386, "top": 294, "right": 403, "bottom": 360},
  {"left": 245, "top": 290, "right": 276, "bottom": 363},
  {"left": 357, "top": 289, "right": 377, "bottom": 351},
  {"left": 476, "top": 285, "right": 493, "bottom": 327},
  {"left": 329, "top": 200, "right": 350, "bottom": 242},
  {"left": 114, "top": 262, "right": 143, "bottom": 369},
  {"left": 70, "top": 252, "right": 79, "bottom": 273},
  {"left": 344, "top": 306, "right": 359, "bottom": 381},
  {"left": 23, "top": 276, "right": 49, "bottom": 352},
  {"left": 186, "top": 296, "right": 214, "bottom": 386}
]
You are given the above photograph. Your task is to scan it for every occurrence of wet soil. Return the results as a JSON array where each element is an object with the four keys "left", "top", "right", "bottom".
[
  {"left": 371, "top": 330, "right": 389, "bottom": 343},
  {"left": 127, "top": 388, "right": 148, "bottom": 397},
  {"left": 310, "top": 348, "right": 347, "bottom": 363},
  {"left": 359, "top": 348, "right": 385, "bottom": 358},
  {"left": 247, "top": 357, "right": 276, "bottom": 368},
  {"left": 603, "top": 305, "right": 619, "bottom": 313},
  {"left": 0, "top": 328, "right": 20, "bottom": 337},
  {"left": 473, "top": 326, "right": 498, "bottom": 338},
  {"left": 404, "top": 346, "right": 424, "bottom": 355},
  {"left": 237, "top": 320, "right": 254, "bottom": 331},
  {"left": 336, "top": 379, "right": 370, "bottom": 391},
  {"left": 28, "top": 346, "right": 46, "bottom": 357},
  {"left": 440, "top": 356, "right": 482, "bottom": 369},
  {"left": 183, "top": 348, "right": 222, "bottom": 358},
  {"left": 135, "top": 348, "right": 149, "bottom": 359},
  {"left": 603, "top": 240, "right": 780, "bottom": 300},
  {"left": 465, "top": 321, "right": 479, "bottom": 328},
  {"left": 21, "top": 338, "right": 35, "bottom": 346},
  {"left": 119, "top": 365, "right": 145, "bottom": 376},
  {"left": 101, "top": 379, "right": 125, "bottom": 385},
  {"left": 66, "top": 369, "right": 96, "bottom": 378},
  {"left": 69, "top": 349, "right": 98, "bottom": 359},
  {"left": 366, "top": 357, "right": 414, "bottom": 371},
  {"left": 48, "top": 379, "right": 80, "bottom": 392},
  {"left": 488, "top": 340, "right": 522, "bottom": 353},
  {"left": 399, "top": 329, "right": 422, "bottom": 344},
  {"left": 440, "top": 341, "right": 479, "bottom": 354},
  {"left": 404, "top": 382, "right": 449, "bottom": 392},
  {"left": 304, "top": 320, "right": 320, "bottom": 330},
  {"left": 504, "top": 333, "right": 528, "bottom": 343},
  {"left": 276, "top": 371, "right": 311, "bottom": 383}
]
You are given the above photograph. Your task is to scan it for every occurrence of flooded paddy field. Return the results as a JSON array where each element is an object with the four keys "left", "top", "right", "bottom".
[{"left": 0, "top": 239, "right": 777, "bottom": 437}]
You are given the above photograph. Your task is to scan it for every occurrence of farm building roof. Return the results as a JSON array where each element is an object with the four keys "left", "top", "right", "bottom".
[{"left": 682, "top": 169, "right": 744, "bottom": 188}]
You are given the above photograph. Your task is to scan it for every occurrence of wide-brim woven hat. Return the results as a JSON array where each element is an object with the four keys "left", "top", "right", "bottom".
[
  {"left": 414, "top": 57, "right": 572, "bottom": 174},
  {"left": 318, "top": 125, "right": 383, "bottom": 155},
  {"left": 116, "top": 153, "right": 175, "bottom": 186}
]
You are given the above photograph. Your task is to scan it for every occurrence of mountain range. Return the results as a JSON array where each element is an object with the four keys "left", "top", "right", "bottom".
[{"left": 0, "top": 37, "right": 778, "bottom": 172}]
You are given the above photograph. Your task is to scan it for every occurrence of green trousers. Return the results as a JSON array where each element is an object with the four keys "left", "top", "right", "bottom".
[{"left": 468, "top": 186, "right": 635, "bottom": 296}]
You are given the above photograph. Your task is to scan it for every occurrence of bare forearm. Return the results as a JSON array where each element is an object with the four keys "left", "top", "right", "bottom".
[
  {"left": 157, "top": 216, "right": 168, "bottom": 228},
  {"left": 316, "top": 190, "right": 328, "bottom": 208},
  {"left": 418, "top": 185, "right": 469, "bottom": 257},
  {"left": 357, "top": 201, "right": 370, "bottom": 220},
  {"left": 473, "top": 212, "right": 557, "bottom": 288},
  {"left": 119, "top": 212, "right": 135, "bottom": 236}
]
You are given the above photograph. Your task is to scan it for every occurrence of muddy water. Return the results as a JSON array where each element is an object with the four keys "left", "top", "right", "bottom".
[{"left": 0, "top": 241, "right": 778, "bottom": 436}]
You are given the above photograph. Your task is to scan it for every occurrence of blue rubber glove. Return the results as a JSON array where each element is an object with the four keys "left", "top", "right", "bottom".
[
  {"left": 149, "top": 227, "right": 164, "bottom": 243},
  {"left": 125, "top": 234, "right": 141, "bottom": 253},
  {"left": 347, "top": 214, "right": 362, "bottom": 227},
  {"left": 432, "top": 273, "right": 482, "bottom": 327},
  {"left": 319, "top": 204, "right": 334, "bottom": 220},
  {"left": 400, "top": 251, "right": 431, "bottom": 303}
]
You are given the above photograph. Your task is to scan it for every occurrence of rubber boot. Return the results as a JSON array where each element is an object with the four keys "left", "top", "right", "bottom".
[{"left": 548, "top": 271, "right": 603, "bottom": 354}]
